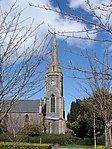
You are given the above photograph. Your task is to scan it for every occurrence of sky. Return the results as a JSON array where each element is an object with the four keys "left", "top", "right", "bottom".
[{"left": 0, "top": 0, "right": 112, "bottom": 118}]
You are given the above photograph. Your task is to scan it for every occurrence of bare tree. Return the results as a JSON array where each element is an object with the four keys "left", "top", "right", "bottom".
[
  {"left": 67, "top": 49, "right": 112, "bottom": 149},
  {"left": 0, "top": 2, "right": 50, "bottom": 122},
  {"left": 2, "top": 113, "right": 23, "bottom": 149},
  {"left": 29, "top": 0, "right": 112, "bottom": 148},
  {"left": 29, "top": 0, "right": 112, "bottom": 43},
  {"left": 30, "top": 1, "right": 112, "bottom": 148}
]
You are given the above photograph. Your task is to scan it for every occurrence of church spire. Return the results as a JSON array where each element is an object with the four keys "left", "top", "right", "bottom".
[
  {"left": 50, "top": 32, "right": 61, "bottom": 72},
  {"left": 51, "top": 32, "right": 59, "bottom": 65}
]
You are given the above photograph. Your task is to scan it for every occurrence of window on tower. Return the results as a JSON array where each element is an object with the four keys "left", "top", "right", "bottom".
[
  {"left": 51, "top": 94, "right": 55, "bottom": 112},
  {"left": 53, "top": 65, "right": 54, "bottom": 71}
]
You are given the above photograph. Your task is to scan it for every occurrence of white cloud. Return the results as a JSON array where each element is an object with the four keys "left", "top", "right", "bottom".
[
  {"left": 69, "top": 0, "right": 87, "bottom": 9},
  {"left": 0, "top": 0, "right": 98, "bottom": 52},
  {"left": 69, "top": 0, "right": 112, "bottom": 26}
]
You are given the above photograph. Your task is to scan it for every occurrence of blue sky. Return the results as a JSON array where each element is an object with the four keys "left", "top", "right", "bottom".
[{"left": 1, "top": 0, "right": 112, "bottom": 118}]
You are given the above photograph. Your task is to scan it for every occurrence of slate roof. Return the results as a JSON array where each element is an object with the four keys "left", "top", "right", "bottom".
[{"left": 2, "top": 100, "right": 43, "bottom": 113}]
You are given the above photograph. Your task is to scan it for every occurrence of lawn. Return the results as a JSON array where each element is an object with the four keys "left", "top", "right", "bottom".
[{"left": 60, "top": 144, "right": 94, "bottom": 148}]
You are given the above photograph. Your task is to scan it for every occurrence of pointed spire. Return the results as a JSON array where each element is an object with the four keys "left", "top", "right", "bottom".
[
  {"left": 51, "top": 32, "right": 59, "bottom": 65},
  {"left": 50, "top": 32, "right": 61, "bottom": 72}
]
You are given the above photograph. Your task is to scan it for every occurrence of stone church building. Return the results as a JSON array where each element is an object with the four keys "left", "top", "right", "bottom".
[{"left": 2, "top": 33, "right": 66, "bottom": 134}]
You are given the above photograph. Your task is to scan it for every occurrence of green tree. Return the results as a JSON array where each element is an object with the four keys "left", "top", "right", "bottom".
[
  {"left": 69, "top": 101, "right": 75, "bottom": 122},
  {"left": 67, "top": 99, "right": 104, "bottom": 138},
  {"left": 22, "top": 123, "right": 44, "bottom": 136}
]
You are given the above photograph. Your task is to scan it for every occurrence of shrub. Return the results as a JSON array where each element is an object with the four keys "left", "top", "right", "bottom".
[
  {"left": 22, "top": 124, "right": 43, "bottom": 137},
  {"left": 0, "top": 142, "right": 52, "bottom": 149},
  {"left": 0, "top": 134, "right": 10, "bottom": 142},
  {"left": 37, "top": 134, "right": 104, "bottom": 146},
  {"left": 0, "top": 133, "right": 105, "bottom": 146},
  {"left": 0, "top": 124, "right": 7, "bottom": 134},
  {"left": 97, "top": 135, "right": 105, "bottom": 145},
  {"left": 96, "top": 146, "right": 106, "bottom": 149}
]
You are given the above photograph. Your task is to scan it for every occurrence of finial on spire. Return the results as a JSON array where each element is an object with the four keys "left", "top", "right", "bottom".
[{"left": 53, "top": 32, "right": 56, "bottom": 48}]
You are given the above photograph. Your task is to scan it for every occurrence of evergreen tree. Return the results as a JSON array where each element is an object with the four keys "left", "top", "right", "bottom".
[{"left": 67, "top": 98, "right": 104, "bottom": 138}]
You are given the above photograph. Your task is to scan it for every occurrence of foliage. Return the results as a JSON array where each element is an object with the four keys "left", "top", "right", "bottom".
[
  {"left": 95, "top": 146, "right": 106, "bottom": 149},
  {"left": 0, "top": 124, "right": 7, "bottom": 134},
  {"left": 0, "top": 133, "right": 105, "bottom": 146},
  {"left": 67, "top": 99, "right": 105, "bottom": 138},
  {"left": 22, "top": 124, "right": 44, "bottom": 136},
  {"left": 0, "top": 142, "right": 51, "bottom": 149},
  {"left": 0, "top": 134, "right": 10, "bottom": 142}
]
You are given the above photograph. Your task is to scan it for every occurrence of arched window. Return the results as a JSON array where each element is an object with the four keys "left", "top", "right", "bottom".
[
  {"left": 51, "top": 94, "right": 55, "bottom": 112},
  {"left": 53, "top": 65, "right": 55, "bottom": 71},
  {"left": 24, "top": 114, "right": 29, "bottom": 127}
]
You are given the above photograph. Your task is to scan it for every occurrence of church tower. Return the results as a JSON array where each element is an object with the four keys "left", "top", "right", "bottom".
[{"left": 44, "top": 33, "right": 66, "bottom": 134}]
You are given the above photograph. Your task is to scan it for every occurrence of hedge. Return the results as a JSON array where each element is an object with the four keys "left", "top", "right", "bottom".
[
  {"left": 0, "top": 133, "right": 105, "bottom": 146},
  {"left": 0, "top": 142, "right": 52, "bottom": 149},
  {"left": 26, "top": 134, "right": 104, "bottom": 146}
]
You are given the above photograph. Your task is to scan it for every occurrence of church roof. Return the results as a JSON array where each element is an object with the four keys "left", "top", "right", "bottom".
[{"left": 2, "top": 100, "right": 43, "bottom": 113}]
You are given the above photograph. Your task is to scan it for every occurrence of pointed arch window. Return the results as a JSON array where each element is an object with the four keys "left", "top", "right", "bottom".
[
  {"left": 53, "top": 65, "right": 55, "bottom": 71},
  {"left": 24, "top": 114, "right": 29, "bottom": 127},
  {"left": 51, "top": 94, "right": 55, "bottom": 112}
]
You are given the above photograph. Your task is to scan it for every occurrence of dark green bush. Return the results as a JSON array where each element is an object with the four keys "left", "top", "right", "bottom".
[
  {"left": 0, "top": 133, "right": 105, "bottom": 146},
  {"left": 22, "top": 124, "right": 43, "bottom": 137},
  {"left": 31, "top": 134, "right": 87, "bottom": 145},
  {"left": 0, "top": 124, "right": 7, "bottom": 134},
  {"left": 36, "top": 134, "right": 104, "bottom": 146},
  {"left": 0, "top": 134, "right": 10, "bottom": 142}
]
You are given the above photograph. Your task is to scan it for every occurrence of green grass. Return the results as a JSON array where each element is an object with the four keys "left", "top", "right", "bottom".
[
  {"left": 60, "top": 144, "right": 94, "bottom": 148},
  {"left": 60, "top": 145, "right": 107, "bottom": 149}
]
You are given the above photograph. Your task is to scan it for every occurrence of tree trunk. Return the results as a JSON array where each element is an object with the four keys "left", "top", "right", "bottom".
[
  {"left": 13, "top": 129, "right": 16, "bottom": 149},
  {"left": 105, "top": 126, "right": 108, "bottom": 148},
  {"left": 94, "top": 111, "right": 96, "bottom": 148},
  {"left": 109, "top": 126, "right": 112, "bottom": 147},
  {"left": 105, "top": 125, "right": 112, "bottom": 149}
]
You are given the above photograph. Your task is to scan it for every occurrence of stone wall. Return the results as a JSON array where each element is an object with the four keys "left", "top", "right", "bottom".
[{"left": 2, "top": 112, "right": 43, "bottom": 133}]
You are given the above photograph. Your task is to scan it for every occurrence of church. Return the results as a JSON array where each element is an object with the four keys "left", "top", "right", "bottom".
[{"left": 2, "top": 33, "right": 66, "bottom": 134}]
